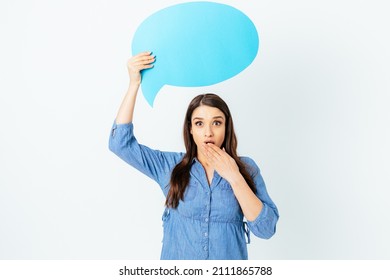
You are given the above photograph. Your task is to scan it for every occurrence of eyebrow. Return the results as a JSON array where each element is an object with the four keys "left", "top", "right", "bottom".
[{"left": 192, "top": 116, "right": 225, "bottom": 121}]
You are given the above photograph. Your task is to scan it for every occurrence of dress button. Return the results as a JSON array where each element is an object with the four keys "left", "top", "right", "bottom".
[
  {"left": 204, "top": 232, "right": 208, "bottom": 237},
  {"left": 205, "top": 218, "right": 209, "bottom": 222}
]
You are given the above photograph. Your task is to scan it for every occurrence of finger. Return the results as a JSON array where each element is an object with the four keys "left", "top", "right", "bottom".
[
  {"left": 134, "top": 56, "right": 155, "bottom": 64},
  {"left": 201, "top": 143, "right": 212, "bottom": 157},
  {"left": 131, "top": 66, "right": 153, "bottom": 74},
  {"left": 133, "top": 62, "right": 154, "bottom": 70},
  {"left": 133, "top": 55, "right": 155, "bottom": 64},
  {"left": 206, "top": 145, "right": 233, "bottom": 166},
  {"left": 133, "top": 51, "right": 153, "bottom": 58},
  {"left": 202, "top": 144, "right": 220, "bottom": 161},
  {"left": 129, "top": 58, "right": 155, "bottom": 72},
  {"left": 129, "top": 53, "right": 155, "bottom": 66},
  {"left": 131, "top": 56, "right": 155, "bottom": 67},
  {"left": 141, "top": 50, "right": 152, "bottom": 55},
  {"left": 205, "top": 143, "right": 223, "bottom": 156},
  {"left": 221, "top": 147, "right": 231, "bottom": 157}
]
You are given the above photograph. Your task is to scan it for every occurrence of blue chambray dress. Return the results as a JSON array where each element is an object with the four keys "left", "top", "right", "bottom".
[{"left": 109, "top": 122, "right": 279, "bottom": 260}]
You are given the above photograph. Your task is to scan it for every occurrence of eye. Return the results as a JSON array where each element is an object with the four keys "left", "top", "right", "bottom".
[
  {"left": 194, "top": 121, "right": 203, "bottom": 126},
  {"left": 213, "top": 120, "right": 222, "bottom": 126}
]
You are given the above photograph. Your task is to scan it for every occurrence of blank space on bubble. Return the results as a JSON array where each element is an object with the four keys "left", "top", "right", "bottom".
[{"left": 132, "top": 1, "right": 259, "bottom": 106}]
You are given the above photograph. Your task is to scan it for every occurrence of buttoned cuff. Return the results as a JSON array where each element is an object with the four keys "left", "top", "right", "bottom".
[
  {"left": 248, "top": 203, "right": 272, "bottom": 226},
  {"left": 246, "top": 203, "right": 277, "bottom": 239}
]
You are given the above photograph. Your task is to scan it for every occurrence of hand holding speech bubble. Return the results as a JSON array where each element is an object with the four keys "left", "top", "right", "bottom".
[{"left": 132, "top": 1, "right": 259, "bottom": 106}]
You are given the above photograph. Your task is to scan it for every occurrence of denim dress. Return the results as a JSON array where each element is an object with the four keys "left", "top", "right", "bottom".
[{"left": 109, "top": 122, "right": 279, "bottom": 260}]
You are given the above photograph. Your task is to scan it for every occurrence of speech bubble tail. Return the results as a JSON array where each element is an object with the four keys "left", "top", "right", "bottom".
[{"left": 141, "top": 81, "right": 163, "bottom": 107}]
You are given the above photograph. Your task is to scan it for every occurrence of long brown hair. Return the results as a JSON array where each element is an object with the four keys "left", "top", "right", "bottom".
[{"left": 166, "top": 93, "right": 256, "bottom": 208}]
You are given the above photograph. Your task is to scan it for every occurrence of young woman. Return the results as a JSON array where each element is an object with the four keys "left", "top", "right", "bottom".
[{"left": 109, "top": 51, "right": 279, "bottom": 260}]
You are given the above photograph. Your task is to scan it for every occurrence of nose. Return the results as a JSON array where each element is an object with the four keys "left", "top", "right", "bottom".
[{"left": 204, "top": 124, "right": 213, "bottom": 137}]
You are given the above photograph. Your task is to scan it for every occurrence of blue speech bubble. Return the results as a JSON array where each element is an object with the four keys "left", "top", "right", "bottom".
[{"left": 132, "top": 1, "right": 259, "bottom": 106}]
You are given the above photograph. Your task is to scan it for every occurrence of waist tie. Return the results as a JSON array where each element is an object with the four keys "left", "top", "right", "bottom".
[{"left": 243, "top": 222, "right": 251, "bottom": 244}]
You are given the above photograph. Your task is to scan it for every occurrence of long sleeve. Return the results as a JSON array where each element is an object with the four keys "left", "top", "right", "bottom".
[
  {"left": 108, "top": 121, "right": 183, "bottom": 187},
  {"left": 243, "top": 157, "right": 279, "bottom": 239}
]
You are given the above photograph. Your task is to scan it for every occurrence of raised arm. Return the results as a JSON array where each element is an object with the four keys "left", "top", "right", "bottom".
[
  {"left": 115, "top": 51, "right": 155, "bottom": 124},
  {"left": 109, "top": 52, "right": 183, "bottom": 188}
]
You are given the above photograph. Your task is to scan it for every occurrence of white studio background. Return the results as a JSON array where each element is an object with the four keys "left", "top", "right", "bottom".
[{"left": 1, "top": 0, "right": 390, "bottom": 259}]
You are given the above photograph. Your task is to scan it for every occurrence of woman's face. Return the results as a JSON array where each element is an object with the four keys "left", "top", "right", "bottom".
[{"left": 190, "top": 105, "right": 226, "bottom": 154}]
